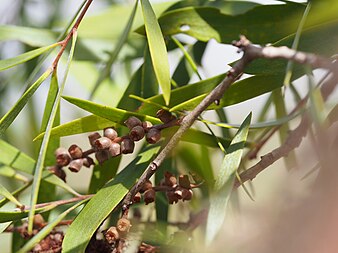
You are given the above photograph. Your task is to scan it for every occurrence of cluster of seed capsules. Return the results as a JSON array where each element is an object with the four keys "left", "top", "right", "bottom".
[
  {"left": 49, "top": 112, "right": 173, "bottom": 181},
  {"left": 133, "top": 171, "right": 194, "bottom": 205}
]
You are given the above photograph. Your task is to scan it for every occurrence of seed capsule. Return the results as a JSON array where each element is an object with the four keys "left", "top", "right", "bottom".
[
  {"left": 174, "top": 187, "right": 183, "bottom": 200},
  {"left": 48, "top": 166, "right": 66, "bottom": 182},
  {"left": 109, "top": 142, "right": 121, "bottom": 157},
  {"left": 166, "top": 191, "right": 179, "bottom": 204},
  {"left": 142, "top": 121, "right": 153, "bottom": 131},
  {"left": 93, "top": 137, "right": 112, "bottom": 150},
  {"left": 145, "top": 128, "right": 161, "bottom": 144},
  {"left": 104, "top": 127, "right": 118, "bottom": 140},
  {"left": 178, "top": 175, "right": 191, "bottom": 189},
  {"left": 133, "top": 192, "right": 142, "bottom": 203},
  {"left": 124, "top": 116, "right": 142, "bottom": 129},
  {"left": 55, "top": 147, "right": 71, "bottom": 166},
  {"left": 33, "top": 214, "right": 45, "bottom": 229},
  {"left": 164, "top": 171, "right": 177, "bottom": 187},
  {"left": 68, "top": 159, "right": 83, "bottom": 173},
  {"left": 117, "top": 218, "right": 131, "bottom": 234},
  {"left": 156, "top": 109, "right": 175, "bottom": 123},
  {"left": 83, "top": 156, "right": 95, "bottom": 168},
  {"left": 105, "top": 226, "right": 119, "bottom": 244},
  {"left": 182, "top": 189, "right": 193, "bottom": 201},
  {"left": 129, "top": 125, "right": 145, "bottom": 141},
  {"left": 88, "top": 132, "right": 101, "bottom": 147},
  {"left": 121, "top": 138, "right": 135, "bottom": 154},
  {"left": 95, "top": 150, "right": 109, "bottom": 164},
  {"left": 68, "top": 144, "right": 83, "bottom": 159},
  {"left": 140, "top": 180, "right": 153, "bottom": 193},
  {"left": 144, "top": 189, "right": 156, "bottom": 205}
]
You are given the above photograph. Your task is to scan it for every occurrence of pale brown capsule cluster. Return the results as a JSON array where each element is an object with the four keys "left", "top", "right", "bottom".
[{"left": 104, "top": 218, "right": 131, "bottom": 245}]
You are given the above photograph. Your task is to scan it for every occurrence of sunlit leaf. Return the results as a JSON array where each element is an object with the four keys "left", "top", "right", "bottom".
[
  {"left": 206, "top": 113, "right": 251, "bottom": 244},
  {"left": 0, "top": 184, "right": 23, "bottom": 208},
  {"left": 0, "top": 205, "right": 56, "bottom": 223}
]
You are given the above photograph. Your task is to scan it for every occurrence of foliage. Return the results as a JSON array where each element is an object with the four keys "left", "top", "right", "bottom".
[{"left": 0, "top": 0, "right": 337, "bottom": 252}]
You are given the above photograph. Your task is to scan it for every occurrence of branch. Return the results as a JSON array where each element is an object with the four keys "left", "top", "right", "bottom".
[{"left": 122, "top": 35, "right": 337, "bottom": 211}]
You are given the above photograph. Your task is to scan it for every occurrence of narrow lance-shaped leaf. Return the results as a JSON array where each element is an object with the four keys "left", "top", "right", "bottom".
[
  {"left": 0, "top": 184, "right": 23, "bottom": 207},
  {"left": 18, "top": 199, "right": 89, "bottom": 253},
  {"left": 0, "top": 68, "right": 53, "bottom": 137},
  {"left": 28, "top": 32, "right": 78, "bottom": 233},
  {"left": 0, "top": 205, "right": 56, "bottom": 223},
  {"left": 206, "top": 113, "right": 251, "bottom": 244},
  {"left": 62, "top": 146, "right": 161, "bottom": 253},
  {"left": 141, "top": 0, "right": 171, "bottom": 105},
  {"left": 0, "top": 43, "right": 58, "bottom": 71}
]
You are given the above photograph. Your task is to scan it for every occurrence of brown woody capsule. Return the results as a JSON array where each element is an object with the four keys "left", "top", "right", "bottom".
[
  {"left": 156, "top": 109, "right": 175, "bottom": 123},
  {"left": 121, "top": 138, "right": 135, "bottom": 154},
  {"left": 83, "top": 156, "right": 95, "bottom": 168},
  {"left": 174, "top": 187, "right": 183, "bottom": 200},
  {"left": 105, "top": 226, "right": 120, "bottom": 244},
  {"left": 33, "top": 214, "right": 45, "bottom": 229},
  {"left": 164, "top": 171, "right": 177, "bottom": 187},
  {"left": 48, "top": 166, "right": 66, "bottom": 182},
  {"left": 109, "top": 142, "right": 121, "bottom": 157},
  {"left": 145, "top": 128, "right": 161, "bottom": 144},
  {"left": 178, "top": 175, "right": 191, "bottom": 189},
  {"left": 140, "top": 180, "right": 153, "bottom": 193},
  {"left": 142, "top": 121, "right": 153, "bottom": 131},
  {"left": 104, "top": 127, "right": 118, "bottom": 140},
  {"left": 129, "top": 125, "right": 145, "bottom": 141},
  {"left": 55, "top": 147, "right": 71, "bottom": 166},
  {"left": 133, "top": 192, "right": 142, "bottom": 203},
  {"left": 124, "top": 116, "right": 142, "bottom": 129},
  {"left": 68, "top": 159, "right": 83, "bottom": 173},
  {"left": 88, "top": 132, "right": 101, "bottom": 147},
  {"left": 166, "top": 191, "right": 179, "bottom": 204},
  {"left": 68, "top": 144, "right": 83, "bottom": 159},
  {"left": 117, "top": 218, "right": 131, "bottom": 234},
  {"left": 144, "top": 189, "right": 156, "bottom": 205},
  {"left": 95, "top": 150, "right": 109, "bottom": 164},
  {"left": 182, "top": 189, "right": 193, "bottom": 201},
  {"left": 93, "top": 137, "right": 112, "bottom": 150}
]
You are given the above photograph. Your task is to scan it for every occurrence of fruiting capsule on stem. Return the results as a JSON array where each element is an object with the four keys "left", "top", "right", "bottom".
[
  {"left": 144, "top": 189, "right": 156, "bottom": 205},
  {"left": 182, "top": 189, "right": 193, "bottom": 201},
  {"left": 146, "top": 128, "right": 161, "bottom": 144},
  {"left": 94, "top": 137, "right": 112, "bottom": 150},
  {"left": 55, "top": 147, "right": 71, "bottom": 166},
  {"left": 88, "top": 132, "right": 101, "bottom": 147},
  {"left": 95, "top": 150, "right": 109, "bottom": 164},
  {"left": 105, "top": 226, "right": 119, "bottom": 244},
  {"left": 156, "top": 109, "right": 175, "bottom": 123},
  {"left": 124, "top": 116, "right": 142, "bottom": 129},
  {"left": 68, "top": 159, "right": 83, "bottom": 173},
  {"left": 129, "top": 125, "right": 145, "bottom": 141},
  {"left": 109, "top": 142, "right": 121, "bottom": 157},
  {"left": 121, "top": 138, "right": 135, "bottom": 154},
  {"left": 140, "top": 179, "right": 153, "bottom": 193},
  {"left": 178, "top": 175, "right": 191, "bottom": 189},
  {"left": 164, "top": 171, "right": 177, "bottom": 187},
  {"left": 166, "top": 191, "right": 179, "bottom": 204},
  {"left": 104, "top": 127, "right": 118, "bottom": 140},
  {"left": 68, "top": 144, "right": 83, "bottom": 159},
  {"left": 48, "top": 166, "right": 66, "bottom": 182},
  {"left": 117, "top": 218, "right": 131, "bottom": 234},
  {"left": 83, "top": 156, "right": 94, "bottom": 168},
  {"left": 133, "top": 192, "right": 142, "bottom": 203},
  {"left": 142, "top": 121, "right": 153, "bottom": 131}
]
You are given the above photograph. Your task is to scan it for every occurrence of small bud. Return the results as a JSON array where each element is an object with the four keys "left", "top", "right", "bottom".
[
  {"left": 88, "top": 132, "right": 101, "bottom": 147},
  {"left": 129, "top": 125, "right": 145, "bottom": 141},
  {"left": 104, "top": 127, "right": 118, "bottom": 140},
  {"left": 93, "top": 137, "right": 112, "bottom": 150},
  {"left": 164, "top": 171, "right": 177, "bottom": 187},
  {"left": 68, "top": 159, "right": 83, "bottom": 173},
  {"left": 144, "top": 189, "right": 156, "bottom": 205},
  {"left": 33, "top": 214, "right": 45, "bottom": 229},
  {"left": 121, "top": 138, "right": 135, "bottom": 154},
  {"left": 142, "top": 121, "right": 153, "bottom": 131},
  {"left": 124, "top": 116, "right": 142, "bottom": 129},
  {"left": 83, "top": 156, "right": 95, "bottom": 168},
  {"left": 133, "top": 192, "right": 142, "bottom": 203},
  {"left": 146, "top": 128, "right": 161, "bottom": 144},
  {"left": 109, "top": 142, "right": 121, "bottom": 157},
  {"left": 55, "top": 147, "right": 71, "bottom": 166},
  {"left": 117, "top": 218, "right": 131, "bottom": 234},
  {"left": 105, "top": 226, "right": 119, "bottom": 244},
  {"left": 182, "top": 189, "right": 193, "bottom": 201},
  {"left": 48, "top": 166, "right": 66, "bottom": 182},
  {"left": 156, "top": 109, "right": 175, "bottom": 123},
  {"left": 95, "top": 150, "right": 109, "bottom": 164},
  {"left": 178, "top": 175, "right": 191, "bottom": 189},
  {"left": 68, "top": 144, "right": 83, "bottom": 159},
  {"left": 140, "top": 180, "right": 153, "bottom": 193},
  {"left": 166, "top": 191, "right": 179, "bottom": 204}
]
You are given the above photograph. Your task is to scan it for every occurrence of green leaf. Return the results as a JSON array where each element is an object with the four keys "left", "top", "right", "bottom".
[
  {"left": 0, "top": 184, "right": 23, "bottom": 207},
  {"left": 0, "top": 205, "right": 56, "bottom": 223},
  {"left": 0, "top": 68, "right": 53, "bottom": 137},
  {"left": 17, "top": 199, "right": 89, "bottom": 253},
  {"left": 0, "top": 44, "right": 58, "bottom": 71},
  {"left": 62, "top": 146, "right": 160, "bottom": 253},
  {"left": 0, "top": 25, "right": 57, "bottom": 47},
  {"left": 141, "top": 0, "right": 171, "bottom": 105},
  {"left": 28, "top": 32, "right": 78, "bottom": 233},
  {"left": 0, "top": 222, "right": 11, "bottom": 233},
  {"left": 0, "top": 166, "right": 29, "bottom": 182},
  {"left": 206, "top": 113, "right": 251, "bottom": 244},
  {"left": 62, "top": 95, "right": 162, "bottom": 125}
]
